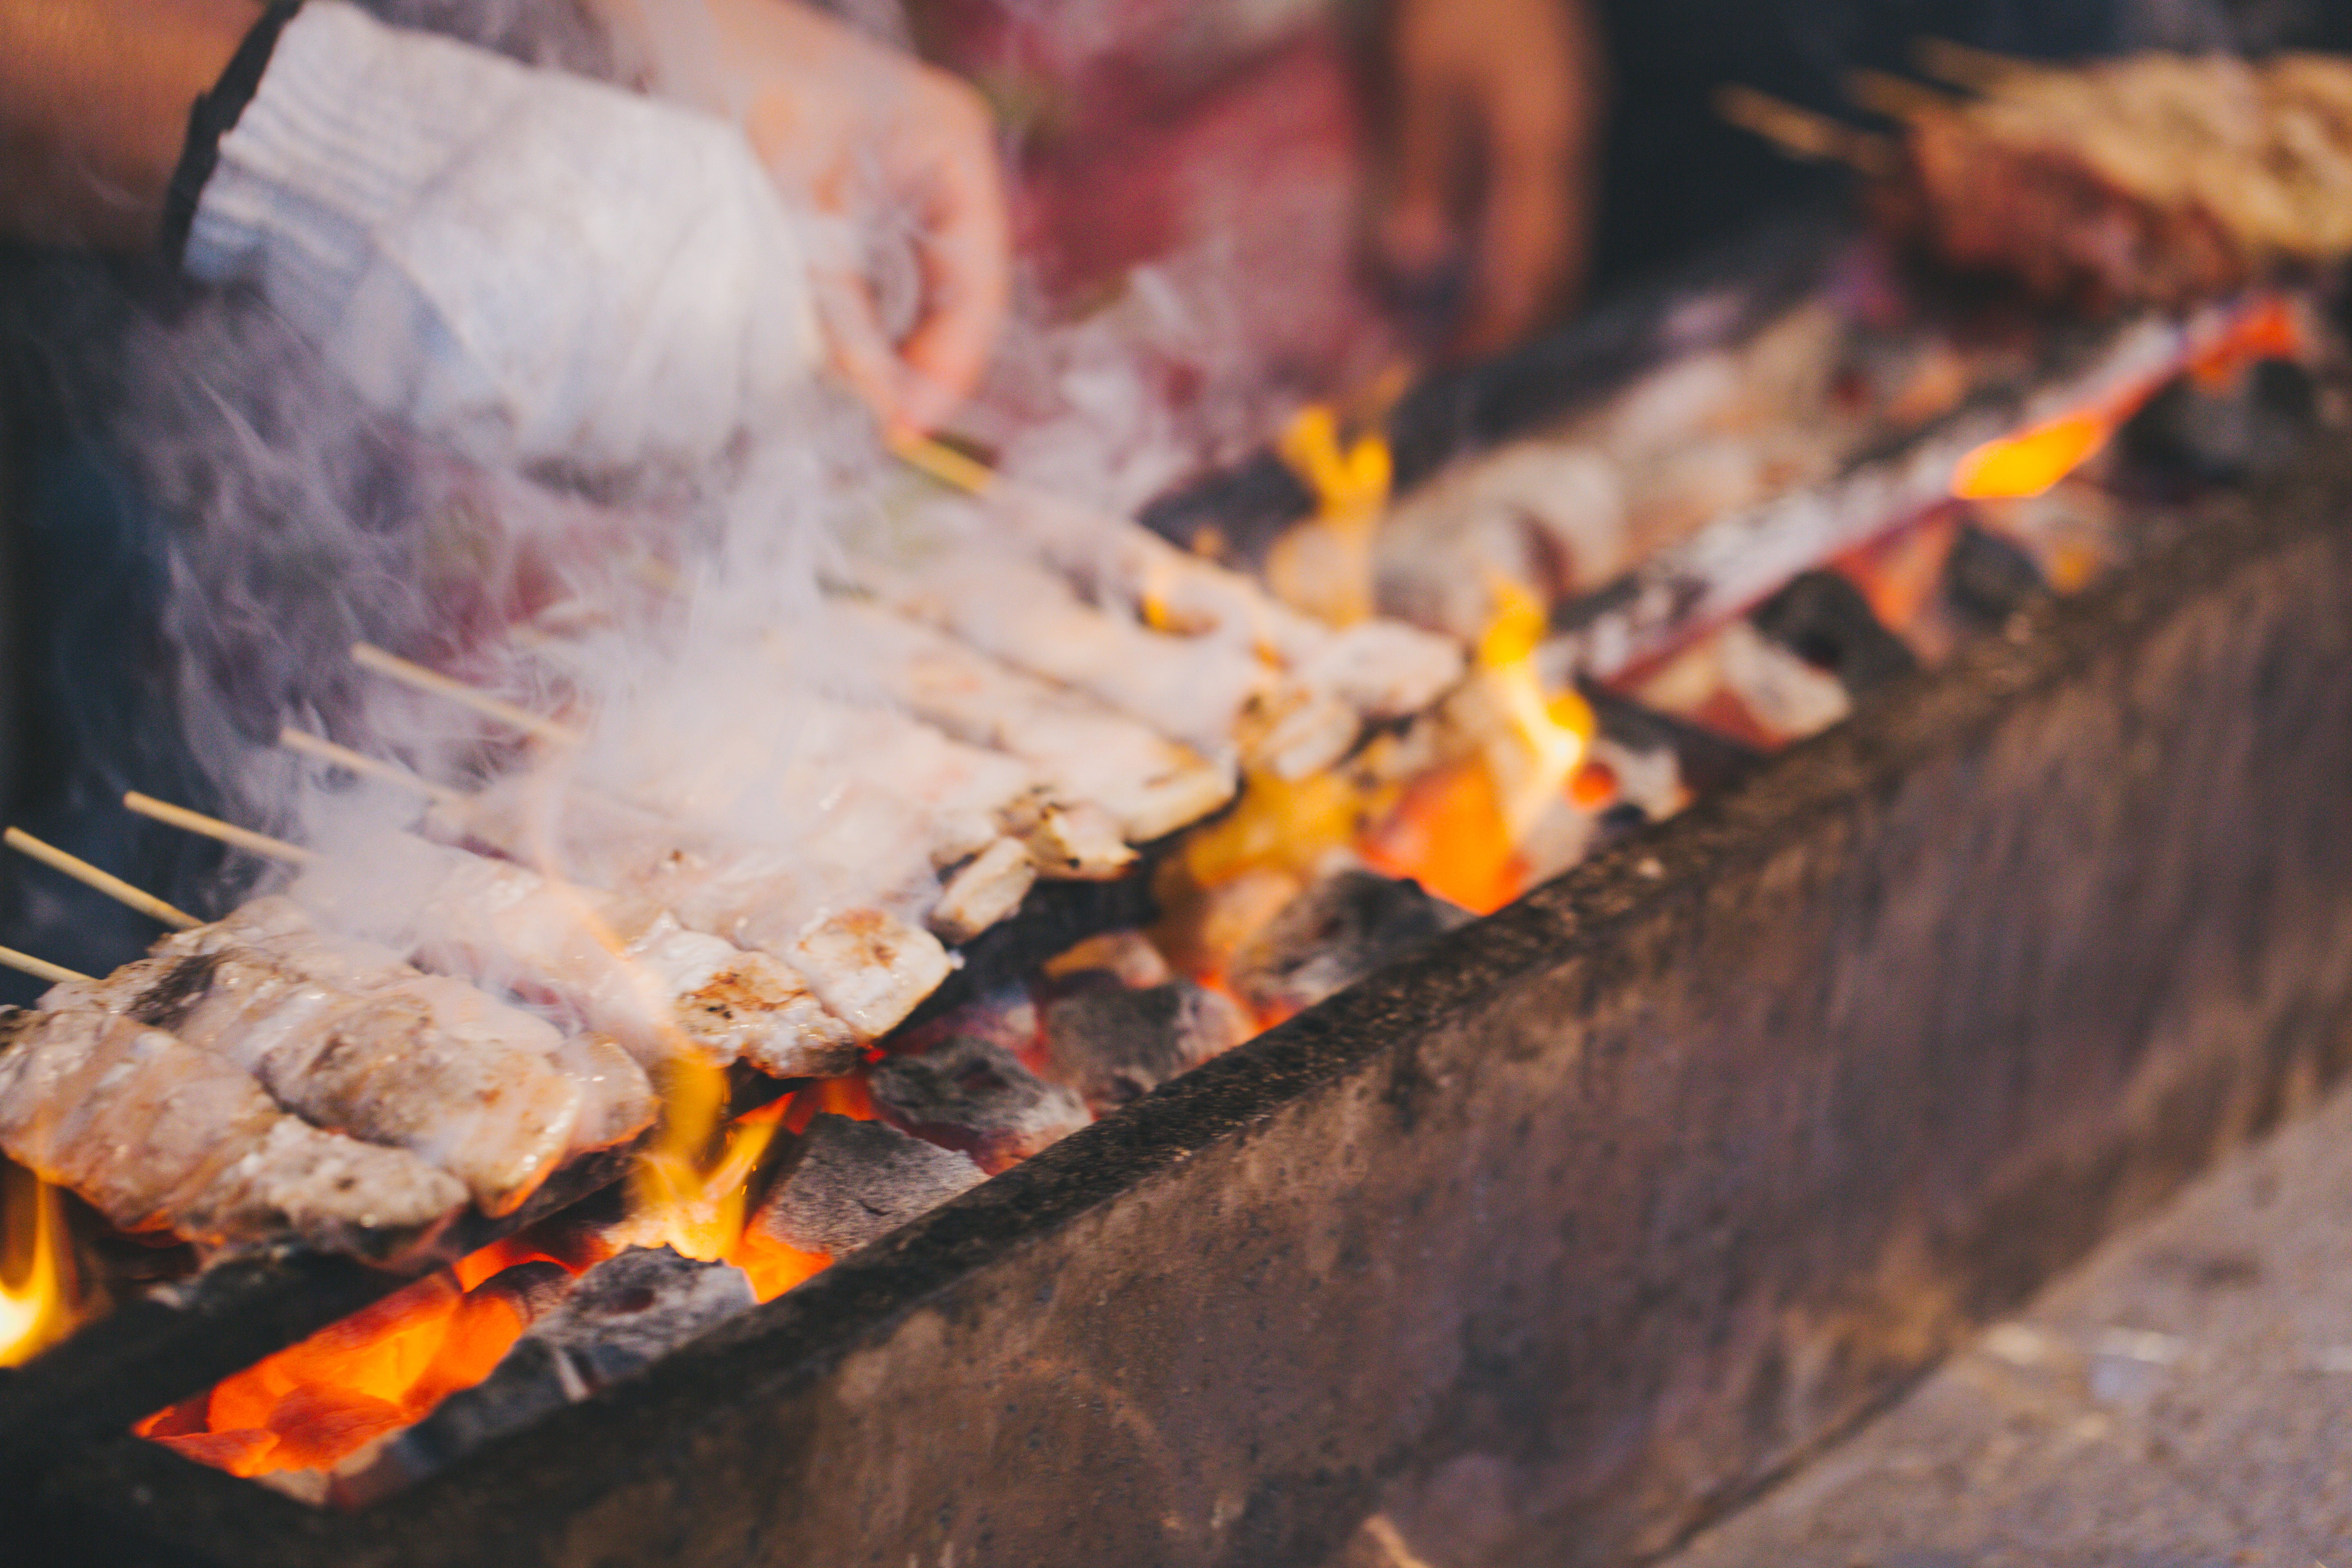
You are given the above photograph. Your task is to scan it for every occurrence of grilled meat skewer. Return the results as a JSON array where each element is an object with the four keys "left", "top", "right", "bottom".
[
  {"left": 294, "top": 837, "right": 860, "bottom": 1079},
  {"left": 825, "top": 599, "right": 1237, "bottom": 843},
  {"left": 50, "top": 900, "right": 590, "bottom": 1217},
  {"left": 0, "top": 1005, "right": 467, "bottom": 1261}
]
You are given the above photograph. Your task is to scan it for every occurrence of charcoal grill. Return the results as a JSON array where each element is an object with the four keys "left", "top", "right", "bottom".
[{"left": 7, "top": 346, "right": 2352, "bottom": 1566}]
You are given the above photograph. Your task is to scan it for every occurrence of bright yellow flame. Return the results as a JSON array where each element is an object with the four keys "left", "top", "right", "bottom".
[
  {"left": 1268, "top": 405, "right": 1394, "bottom": 627},
  {"left": 1951, "top": 412, "right": 2114, "bottom": 502},
  {"left": 0, "top": 1161, "right": 76, "bottom": 1368},
  {"left": 1475, "top": 576, "right": 1596, "bottom": 842},
  {"left": 1180, "top": 768, "right": 1383, "bottom": 889},
  {"left": 1279, "top": 405, "right": 1393, "bottom": 520},
  {"left": 624, "top": 1057, "right": 783, "bottom": 1264}
]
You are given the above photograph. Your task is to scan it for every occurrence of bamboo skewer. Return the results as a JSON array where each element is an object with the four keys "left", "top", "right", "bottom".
[
  {"left": 278, "top": 728, "right": 464, "bottom": 806},
  {"left": 122, "top": 794, "right": 315, "bottom": 867},
  {"left": 0, "top": 945, "right": 91, "bottom": 987},
  {"left": 351, "top": 644, "right": 582, "bottom": 747},
  {"left": 1845, "top": 67, "right": 1957, "bottom": 120},
  {"left": 889, "top": 432, "right": 1000, "bottom": 499},
  {"left": 1914, "top": 37, "right": 2028, "bottom": 94},
  {"left": 3, "top": 827, "right": 200, "bottom": 931},
  {"left": 1713, "top": 84, "right": 1898, "bottom": 176}
]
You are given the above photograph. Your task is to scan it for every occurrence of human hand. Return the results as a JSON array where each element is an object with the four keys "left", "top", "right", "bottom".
[
  {"left": 183, "top": 2, "right": 821, "bottom": 479},
  {"left": 1370, "top": 0, "right": 1606, "bottom": 358},
  {"left": 610, "top": 0, "right": 1011, "bottom": 438}
]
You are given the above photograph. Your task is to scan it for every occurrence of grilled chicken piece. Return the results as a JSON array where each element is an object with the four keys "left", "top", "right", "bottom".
[
  {"left": 552, "top": 1034, "right": 660, "bottom": 1157},
  {"left": 451, "top": 780, "right": 956, "bottom": 1042},
  {"left": 930, "top": 837, "right": 1037, "bottom": 945},
  {"left": 297, "top": 840, "right": 859, "bottom": 1078},
  {"left": 990, "top": 494, "right": 1468, "bottom": 722},
  {"left": 829, "top": 599, "right": 1237, "bottom": 843},
  {"left": 846, "top": 544, "right": 1363, "bottom": 779},
  {"left": 0, "top": 1007, "right": 466, "bottom": 1261},
  {"left": 60, "top": 900, "right": 583, "bottom": 1217}
]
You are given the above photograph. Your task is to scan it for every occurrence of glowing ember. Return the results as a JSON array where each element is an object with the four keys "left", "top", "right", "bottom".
[
  {"left": 1952, "top": 412, "right": 2115, "bottom": 501},
  {"left": 0, "top": 1160, "right": 79, "bottom": 1368},
  {"left": 134, "top": 1249, "right": 556, "bottom": 1478},
  {"left": 1359, "top": 762, "right": 1520, "bottom": 915},
  {"left": 1955, "top": 294, "right": 2307, "bottom": 502}
]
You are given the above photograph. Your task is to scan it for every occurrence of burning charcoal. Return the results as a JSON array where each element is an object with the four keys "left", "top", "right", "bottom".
[
  {"left": 365, "top": 1248, "right": 754, "bottom": 1493},
  {"left": 1229, "top": 870, "right": 1472, "bottom": 1019},
  {"left": 1942, "top": 521, "right": 2048, "bottom": 631},
  {"left": 1584, "top": 682, "right": 1760, "bottom": 798},
  {"left": 508, "top": 1247, "right": 751, "bottom": 1388},
  {"left": 867, "top": 1035, "right": 1089, "bottom": 1173},
  {"left": 1749, "top": 569, "right": 1918, "bottom": 698},
  {"left": 467, "top": 1259, "right": 576, "bottom": 1326},
  {"left": 2120, "top": 358, "right": 2317, "bottom": 485},
  {"left": 752, "top": 1114, "right": 985, "bottom": 1256},
  {"left": 1042, "top": 980, "right": 1250, "bottom": 1115}
]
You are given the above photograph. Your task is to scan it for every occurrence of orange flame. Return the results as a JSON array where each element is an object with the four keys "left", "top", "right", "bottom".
[
  {"left": 0, "top": 1160, "right": 79, "bottom": 1368},
  {"left": 1951, "top": 412, "right": 2114, "bottom": 502},
  {"left": 133, "top": 1238, "right": 568, "bottom": 1478},
  {"left": 1359, "top": 579, "right": 1598, "bottom": 915},
  {"left": 1954, "top": 295, "right": 2308, "bottom": 503}
]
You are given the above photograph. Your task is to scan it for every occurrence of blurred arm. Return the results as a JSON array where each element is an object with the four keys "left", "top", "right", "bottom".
[
  {"left": 0, "top": 0, "right": 260, "bottom": 251},
  {"left": 1370, "top": 0, "right": 1607, "bottom": 358}
]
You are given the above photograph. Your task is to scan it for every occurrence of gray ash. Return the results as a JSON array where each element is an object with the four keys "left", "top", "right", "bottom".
[
  {"left": 753, "top": 1114, "right": 984, "bottom": 1256},
  {"left": 1230, "top": 870, "right": 1472, "bottom": 1019},
  {"left": 867, "top": 1035, "right": 1089, "bottom": 1174},
  {"left": 1042, "top": 981, "right": 1248, "bottom": 1116}
]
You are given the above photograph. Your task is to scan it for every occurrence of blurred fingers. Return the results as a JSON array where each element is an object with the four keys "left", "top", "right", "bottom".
[{"left": 889, "top": 77, "right": 1011, "bottom": 435}]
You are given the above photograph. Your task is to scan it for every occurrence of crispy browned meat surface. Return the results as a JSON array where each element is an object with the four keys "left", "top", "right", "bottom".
[
  {"left": 0, "top": 1007, "right": 465, "bottom": 1261},
  {"left": 61, "top": 900, "right": 586, "bottom": 1217}
]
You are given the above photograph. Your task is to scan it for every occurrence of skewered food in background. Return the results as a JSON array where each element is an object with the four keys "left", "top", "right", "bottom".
[
  {"left": 822, "top": 599, "right": 1238, "bottom": 843},
  {"left": 0, "top": 1005, "right": 467, "bottom": 1261},
  {"left": 893, "top": 437, "right": 1466, "bottom": 729},
  {"left": 1869, "top": 49, "right": 2352, "bottom": 309}
]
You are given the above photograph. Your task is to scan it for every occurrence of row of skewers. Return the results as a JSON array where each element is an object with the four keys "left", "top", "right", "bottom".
[
  {"left": 1720, "top": 44, "right": 2352, "bottom": 310},
  {"left": 0, "top": 456, "right": 1465, "bottom": 1267}
]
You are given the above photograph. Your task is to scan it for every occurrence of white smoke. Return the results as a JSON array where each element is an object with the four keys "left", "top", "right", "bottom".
[{"left": 1, "top": 0, "right": 1307, "bottom": 989}]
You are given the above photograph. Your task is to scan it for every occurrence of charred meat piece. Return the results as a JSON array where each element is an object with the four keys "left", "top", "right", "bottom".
[
  {"left": 930, "top": 837, "right": 1038, "bottom": 946},
  {"left": 984, "top": 489, "right": 1465, "bottom": 721},
  {"left": 1042, "top": 980, "right": 1249, "bottom": 1116},
  {"left": 245, "top": 980, "right": 581, "bottom": 1219},
  {"left": 1230, "top": 870, "right": 1473, "bottom": 1019},
  {"left": 846, "top": 543, "right": 1361, "bottom": 780},
  {"left": 868, "top": 1034, "right": 1089, "bottom": 1173},
  {"left": 752, "top": 1114, "right": 985, "bottom": 1256},
  {"left": 0, "top": 1007, "right": 465, "bottom": 1261},
  {"left": 552, "top": 1034, "right": 659, "bottom": 1158}
]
